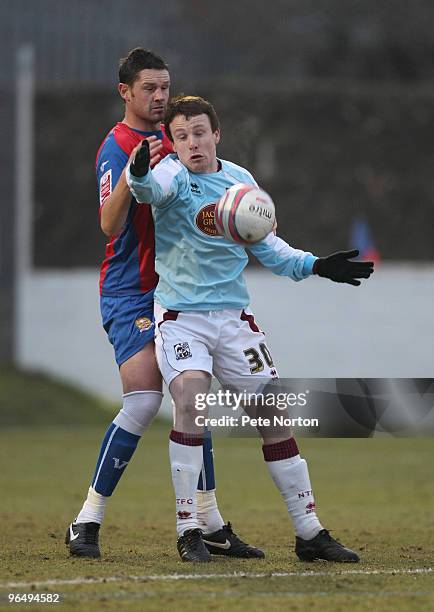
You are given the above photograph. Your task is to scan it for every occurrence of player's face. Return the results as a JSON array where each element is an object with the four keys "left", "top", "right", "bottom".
[
  {"left": 170, "top": 114, "right": 220, "bottom": 174},
  {"left": 120, "top": 69, "right": 170, "bottom": 129}
]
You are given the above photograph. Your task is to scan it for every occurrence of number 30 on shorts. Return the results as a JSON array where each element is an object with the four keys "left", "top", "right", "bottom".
[{"left": 243, "top": 343, "right": 274, "bottom": 374}]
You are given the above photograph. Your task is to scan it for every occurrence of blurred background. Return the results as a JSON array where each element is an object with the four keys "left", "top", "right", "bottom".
[{"left": 0, "top": 0, "right": 433, "bottom": 408}]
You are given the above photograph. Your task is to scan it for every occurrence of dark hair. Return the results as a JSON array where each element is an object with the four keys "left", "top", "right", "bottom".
[
  {"left": 118, "top": 48, "right": 168, "bottom": 85},
  {"left": 164, "top": 95, "right": 220, "bottom": 141}
]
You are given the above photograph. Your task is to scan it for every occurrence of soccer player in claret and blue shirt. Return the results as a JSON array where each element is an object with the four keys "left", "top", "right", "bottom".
[
  {"left": 65, "top": 49, "right": 263, "bottom": 560},
  {"left": 126, "top": 94, "right": 373, "bottom": 562}
]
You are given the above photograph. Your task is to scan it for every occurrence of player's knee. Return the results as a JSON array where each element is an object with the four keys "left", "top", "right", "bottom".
[
  {"left": 248, "top": 381, "right": 293, "bottom": 441},
  {"left": 113, "top": 390, "right": 163, "bottom": 436}
]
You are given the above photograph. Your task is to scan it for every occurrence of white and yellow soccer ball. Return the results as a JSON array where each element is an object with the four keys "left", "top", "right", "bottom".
[{"left": 214, "top": 183, "right": 276, "bottom": 244}]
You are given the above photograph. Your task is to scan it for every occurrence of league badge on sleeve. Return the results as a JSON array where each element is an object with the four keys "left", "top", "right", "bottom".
[{"left": 99, "top": 169, "right": 112, "bottom": 207}]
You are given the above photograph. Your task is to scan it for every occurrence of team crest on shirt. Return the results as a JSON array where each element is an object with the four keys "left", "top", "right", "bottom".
[
  {"left": 195, "top": 203, "right": 222, "bottom": 238},
  {"left": 135, "top": 317, "right": 153, "bottom": 333},
  {"left": 174, "top": 342, "right": 192, "bottom": 360}
]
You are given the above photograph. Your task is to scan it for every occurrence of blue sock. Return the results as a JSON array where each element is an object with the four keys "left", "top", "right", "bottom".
[
  {"left": 91, "top": 422, "right": 140, "bottom": 496},
  {"left": 197, "top": 430, "right": 216, "bottom": 491}
]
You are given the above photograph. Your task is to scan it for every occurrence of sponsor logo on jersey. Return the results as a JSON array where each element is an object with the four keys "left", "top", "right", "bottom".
[
  {"left": 99, "top": 168, "right": 112, "bottom": 207},
  {"left": 195, "top": 203, "right": 222, "bottom": 237},
  {"left": 174, "top": 342, "right": 192, "bottom": 360},
  {"left": 176, "top": 498, "right": 193, "bottom": 505},
  {"left": 135, "top": 317, "right": 153, "bottom": 333}
]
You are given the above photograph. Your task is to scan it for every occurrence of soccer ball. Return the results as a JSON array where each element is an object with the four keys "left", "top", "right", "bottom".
[{"left": 214, "top": 183, "right": 276, "bottom": 244}]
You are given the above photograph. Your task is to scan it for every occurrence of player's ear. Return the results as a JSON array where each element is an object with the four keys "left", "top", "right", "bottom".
[
  {"left": 214, "top": 129, "right": 220, "bottom": 145},
  {"left": 118, "top": 83, "right": 130, "bottom": 103}
]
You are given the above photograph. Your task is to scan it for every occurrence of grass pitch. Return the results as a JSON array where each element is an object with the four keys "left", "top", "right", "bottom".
[
  {"left": 0, "top": 369, "right": 433, "bottom": 610},
  {"left": 0, "top": 421, "right": 433, "bottom": 610}
]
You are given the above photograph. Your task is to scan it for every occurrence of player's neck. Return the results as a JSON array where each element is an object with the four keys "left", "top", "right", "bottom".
[{"left": 122, "top": 113, "right": 160, "bottom": 133}]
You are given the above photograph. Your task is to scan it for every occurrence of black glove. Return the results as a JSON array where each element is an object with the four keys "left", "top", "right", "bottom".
[
  {"left": 313, "top": 249, "right": 374, "bottom": 286},
  {"left": 130, "top": 139, "right": 150, "bottom": 177}
]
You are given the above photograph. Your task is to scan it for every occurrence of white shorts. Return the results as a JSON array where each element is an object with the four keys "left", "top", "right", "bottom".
[{"left": 154, "top": 304, "right": 279, "bottom": 390}]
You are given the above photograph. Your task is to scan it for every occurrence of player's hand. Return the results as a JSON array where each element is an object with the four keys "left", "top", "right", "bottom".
[
  {"left": 147, "top": 135, "right": 163, "bottom": 168},
  {"left": 130, "top": 139, "right": 151, "bottom": 177},
  {"left": 313, "top": 249, "right": 374, "bottom": 286}
]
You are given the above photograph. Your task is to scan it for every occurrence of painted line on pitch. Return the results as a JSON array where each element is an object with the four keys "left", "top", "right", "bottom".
[
  {"left": 37, "top": 588, "right": 434, "bottom": 603},
  {"left": 1, "top": 567, "right": 432, "bottom": 589}
]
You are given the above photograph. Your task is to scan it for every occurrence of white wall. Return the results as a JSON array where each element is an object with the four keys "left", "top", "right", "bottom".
[{"left": 16, "top": 265, "right": 434, "bottom": 412}]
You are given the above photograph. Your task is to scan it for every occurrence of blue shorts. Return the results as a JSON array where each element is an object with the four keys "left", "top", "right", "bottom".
[{"left": 100, "top": 290, "right": 155, "bottom": 366}]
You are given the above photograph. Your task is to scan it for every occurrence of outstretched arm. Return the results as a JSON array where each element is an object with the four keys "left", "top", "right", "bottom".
[
  {"left": 248, "top": 233, "right": 317, "bottom": 281},
  {"left": 250, "top": 234, "right": 374, "bottom": 285}
]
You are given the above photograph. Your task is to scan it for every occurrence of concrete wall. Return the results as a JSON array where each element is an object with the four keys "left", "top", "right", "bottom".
[{"left": 16, "top": 265, "right": 434, "bottom": 415}]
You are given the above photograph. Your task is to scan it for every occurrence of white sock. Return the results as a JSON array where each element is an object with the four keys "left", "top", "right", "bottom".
[
  {"left": 197, "top": 490, "right": 225, "bottom": 533},
  {"left": 266, "top": 455, "right": 323, "bottom": 540},
  {"left": 75, "top": 486, "right": 107, "bottom": 524},
  {"left": 169, "top": 439, "right": 204, "bottom": 536}
]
